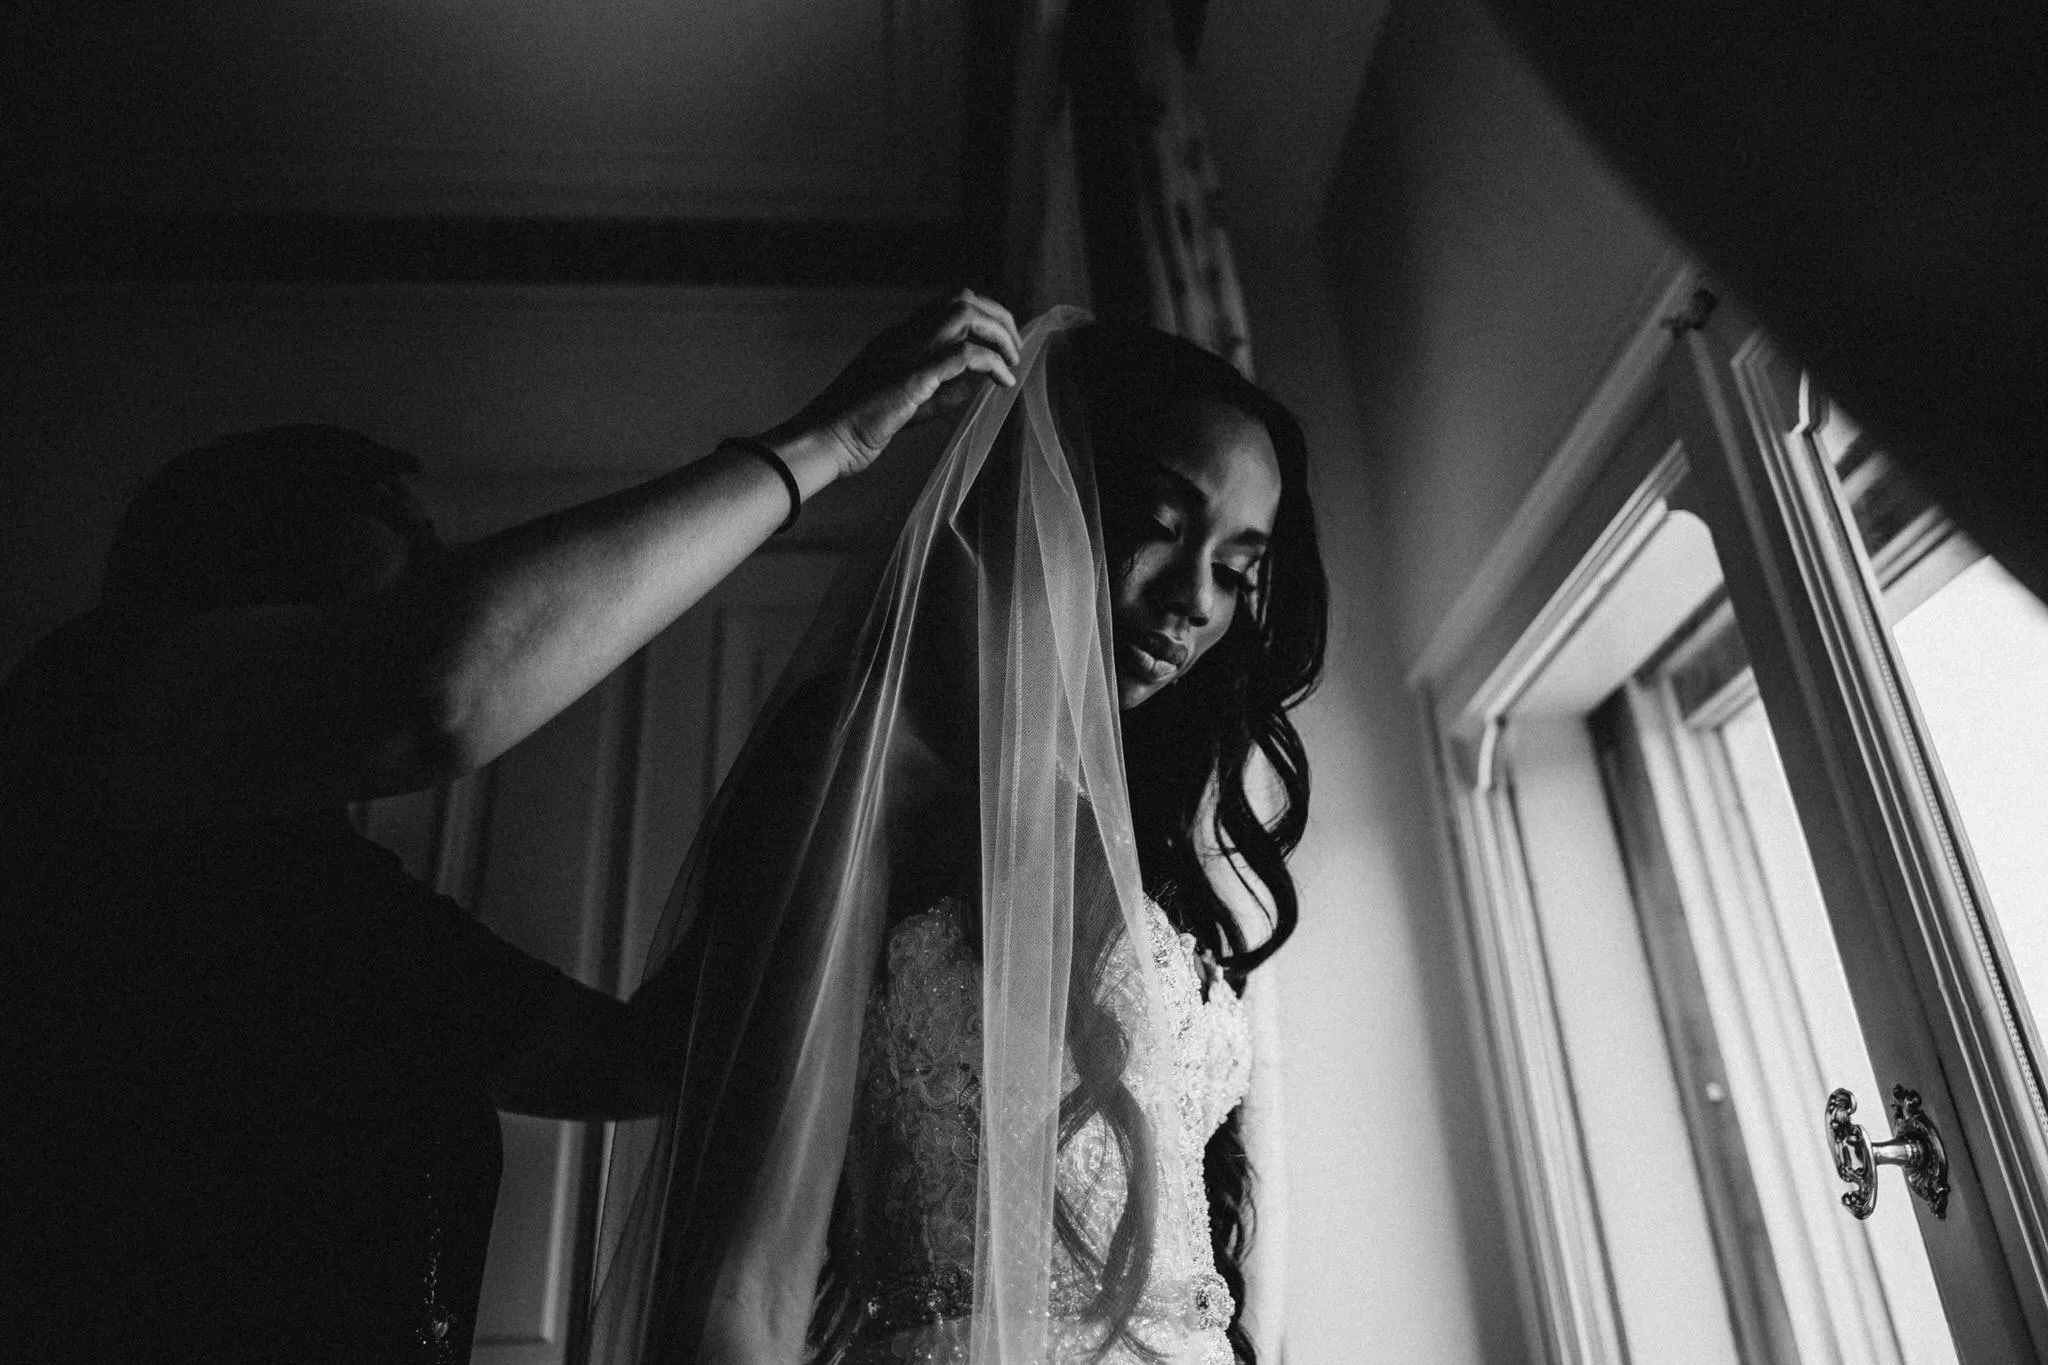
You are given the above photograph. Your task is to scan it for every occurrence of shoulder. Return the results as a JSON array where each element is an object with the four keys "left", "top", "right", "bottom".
[
  {"left": 0, "top": 609, "right": 161, "bottom": 835},
  {"left": 885, "top": 895, "right": 974, "bottom": 970},
  {"left": 896, "top": 892, "right": 968, "bottom": 934}
]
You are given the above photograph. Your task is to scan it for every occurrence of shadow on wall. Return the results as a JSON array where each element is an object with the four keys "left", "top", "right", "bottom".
[
  {"left": 1321, "top": 0, "right": 1674, "bottom": 667},
  {"left": 1304, "top": 0, "right": 1687, "bottom": 1356},
  {"left": 1225, "top": 212, "right": 1527, "bottom": 1365},
  {"left": 0, "top": 285, "right": 923, "bottom": 677}
]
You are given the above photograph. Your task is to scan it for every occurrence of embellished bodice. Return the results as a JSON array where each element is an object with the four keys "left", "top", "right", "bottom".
[{"left": 836, "top": 895, "right": 1252, "bottom": 1363}]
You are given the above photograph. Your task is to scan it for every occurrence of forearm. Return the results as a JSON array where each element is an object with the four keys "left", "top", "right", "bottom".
[{"left": 408, "top": 432, "right": 840, "bottom": 774}]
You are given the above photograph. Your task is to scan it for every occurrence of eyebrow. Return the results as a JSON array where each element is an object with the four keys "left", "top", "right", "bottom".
[{"left": 1149, "top": 466, "right": 1271, "bottom": 552}]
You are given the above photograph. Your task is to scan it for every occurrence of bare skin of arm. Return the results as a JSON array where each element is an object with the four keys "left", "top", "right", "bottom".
[
  {"left": 95, "top": 292, "right": 1021, "bottom": 826},
  {"left": 84, "top": 293, "right": 1021, "bottom": 1119}
]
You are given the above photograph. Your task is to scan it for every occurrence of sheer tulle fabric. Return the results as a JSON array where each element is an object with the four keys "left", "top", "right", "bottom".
[{"left": 588, "top": 309, "right": 1191, "bottom": 1364}]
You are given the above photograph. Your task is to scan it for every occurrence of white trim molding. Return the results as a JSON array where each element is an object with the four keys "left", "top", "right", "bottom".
[
  {"left": 1410, "top": 252, "right": 1696, "bottom": 690},
  {"left": 1672, "top": 319, "right": 2048, "bottom": 1358}
]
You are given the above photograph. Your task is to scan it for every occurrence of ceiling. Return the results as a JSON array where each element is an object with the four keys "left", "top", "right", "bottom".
[
  {"left": 7, "top": 0, "right": 963, "bottom": 220},
  {"left": 5, "top": 0, "right": 978, "bottom": 286},
  {"left": 1198, "top": 0, "right": 1390, "bottom": 249},
  {"left": 5, "top": 0, "right": 1383, "bottom": 286}
]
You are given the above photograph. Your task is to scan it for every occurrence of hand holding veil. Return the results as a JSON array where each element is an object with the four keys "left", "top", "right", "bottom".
[{"left": 589, "top": 308, "right": 1202, "bottom": 1365}]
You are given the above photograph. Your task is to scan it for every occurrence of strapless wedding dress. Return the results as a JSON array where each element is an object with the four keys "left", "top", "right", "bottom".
[{"left": 837, "top": 894, "right": 1252, "bottom": 1364}]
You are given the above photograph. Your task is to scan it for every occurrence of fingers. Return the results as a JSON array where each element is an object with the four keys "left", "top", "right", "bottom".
[
  {"left": 900, "top": 340, "right": 1018, "bottom": 430},
  {"left": 799, "top": 290, "right": 1026, "bottom": 474},
  {"left": 965, "top": 337, "right": 1019, "bottom": 389},
  {"left": 957, "top": 312, "right": 1022, "bottom": 375},
  {"left": 904, "top": 292, "right": 1021, "bottom": 392},
  {"left": 911, "top": 337, "right": 1016, "bottom": 406},
  {"left": 919, "top": 288, "right": 1022, "bottom": 370},
  {"left": 955, "top": 289, "right": 1021, "bottom": 365}
]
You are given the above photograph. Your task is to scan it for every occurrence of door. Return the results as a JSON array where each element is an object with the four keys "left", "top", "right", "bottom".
[{"left": 355, "top": 548, "right": 840, "bottom": 1364}]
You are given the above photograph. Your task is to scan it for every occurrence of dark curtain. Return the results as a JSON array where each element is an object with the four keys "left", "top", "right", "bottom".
[
  {"left": 1064, "top": 0, "right": 1255, "bottom": 375},
  {"left": 1477, "top": 0, "right": 2048, "bottom": 603}
]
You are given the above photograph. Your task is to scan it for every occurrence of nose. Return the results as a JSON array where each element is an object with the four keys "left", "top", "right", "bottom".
[{"left": 1158, "top": 550, "right": 1216, "bottom": 628}]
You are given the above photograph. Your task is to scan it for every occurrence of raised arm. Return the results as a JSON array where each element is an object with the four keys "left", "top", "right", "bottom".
[{"left": 95, "top": 292, "right": 1020, "bottom": 825}]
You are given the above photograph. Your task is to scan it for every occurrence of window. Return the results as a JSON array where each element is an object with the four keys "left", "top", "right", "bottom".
[
  {"left": 1823, "top": 405, "right": 2048, "bottom": 1093},
  {"left": 1597, "top": 605, "right": 1955, "bottom": 1365},
  {"left": 1423, "top": 276, "right": 2048, "bottom": 1364}
]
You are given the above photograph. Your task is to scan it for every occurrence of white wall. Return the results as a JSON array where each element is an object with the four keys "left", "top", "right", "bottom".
[
  {"left": 1321, "top": 0, "right": 1675, "bottom": 669},
  {"left": 1195, "top": 2, "right": 1526, "bottom": 1356},
  {"left": 1198, "top": 0, "right": 1695, "bottom": 1358},
  {"left": 0, "top": 283, "right": 922, "bottom": 676},
  {"left": 1234, "top": 242, "right": 1521, "bottom": 1365},
  {"left": 1301, "top": 0, "right": 1697, "bottom": 1355}
]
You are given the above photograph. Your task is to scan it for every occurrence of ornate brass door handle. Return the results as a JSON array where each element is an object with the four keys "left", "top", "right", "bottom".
[{"left": 1825, "top": 1084, "right": 1949, "bottom": 1220}]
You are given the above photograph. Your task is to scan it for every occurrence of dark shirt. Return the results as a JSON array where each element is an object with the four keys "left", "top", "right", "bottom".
[{"left": 1, "top": 610, "right": 568, "bottom": 1362}]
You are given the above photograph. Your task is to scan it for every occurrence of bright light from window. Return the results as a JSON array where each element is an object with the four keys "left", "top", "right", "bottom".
[
  {"left": 1893, "top": 556, "right": 2048, "bottom": 1045},
  {"left": 1714, "top": 696, "right": 1959, "bottom": 1365}
]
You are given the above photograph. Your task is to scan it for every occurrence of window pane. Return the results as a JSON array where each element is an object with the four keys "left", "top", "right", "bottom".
[
  {"left": 1601, "top": 592, "right": 1956, "bottom": 1363},
  {"left": 1713, "top": 697, "right": 1957, "bottom": 1365},
  {"left": 1807, "top": 379, "right": 2048, "bottom": 1134},
  {"left": 1892, "top": 556, "right": 2048, "bottom": 1052}
]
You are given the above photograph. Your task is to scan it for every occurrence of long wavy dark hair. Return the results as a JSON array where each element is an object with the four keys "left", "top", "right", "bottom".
[
  {"left": 1070, "top": 321, "right": 1329, "bottom": 1364},
  {"left": 811, "top": 322, "right": 1326, "bottom": 1365}
]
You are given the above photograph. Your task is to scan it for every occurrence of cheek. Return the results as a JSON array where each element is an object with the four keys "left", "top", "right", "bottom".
[{"left": 1111, "top": 546, "right": 1162, "bottom": 609}]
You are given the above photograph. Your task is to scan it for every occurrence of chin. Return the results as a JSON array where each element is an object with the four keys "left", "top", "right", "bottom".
[{"left": 1117, "top": 676, "right": 1160, "bottom": 711}]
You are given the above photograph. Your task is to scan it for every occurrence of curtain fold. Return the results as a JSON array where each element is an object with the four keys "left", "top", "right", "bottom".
[
  {"left": 1030, "top": 0, "right": 1254, "bottom": 378},
  {"left": 1478, "top": 0, "right": 2048, "bottom": 606}
]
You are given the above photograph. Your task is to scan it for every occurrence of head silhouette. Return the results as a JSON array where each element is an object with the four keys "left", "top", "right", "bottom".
[{"left": 103, "top": 425, "right": 440, "bottom": 619}]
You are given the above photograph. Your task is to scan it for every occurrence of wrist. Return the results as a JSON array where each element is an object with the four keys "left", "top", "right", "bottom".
[{"left": 752, "top": 425, "right": 848, "bottom": 502}]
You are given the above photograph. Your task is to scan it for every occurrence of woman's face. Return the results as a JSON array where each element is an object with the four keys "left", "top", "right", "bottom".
[{"left": 1109, "top": 398, "right": 1282, "bottom": 711}]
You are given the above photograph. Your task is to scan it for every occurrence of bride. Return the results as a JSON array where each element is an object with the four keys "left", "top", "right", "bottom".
[{"left": 590, "top": 309, "right": 1329, "bottom": 1365}]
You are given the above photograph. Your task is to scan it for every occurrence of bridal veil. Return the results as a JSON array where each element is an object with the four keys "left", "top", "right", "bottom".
[{"left": 588, "top": 308, "right": 1195, "bottom": 1364}]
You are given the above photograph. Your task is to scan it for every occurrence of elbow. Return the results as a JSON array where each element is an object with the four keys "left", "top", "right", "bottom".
[
  {"left": 410, "top": 700, "right": 496, "bottom": 784},
  {"left": 349, "top": 576, "right": 509, "bottom": 790},
  {"left": 396, "top": 590, "right": 550, "bottom": 781},
  {"left": 404, "top": 717, "right": 483, "bottom": 786},
  {"left": 393, "top": 664, "right": 497, "bottom": 785}
]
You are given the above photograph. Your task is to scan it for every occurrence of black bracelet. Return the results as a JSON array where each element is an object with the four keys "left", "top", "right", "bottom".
[{"left": 717, "top": 436, "right": 801, "bottom": 534}]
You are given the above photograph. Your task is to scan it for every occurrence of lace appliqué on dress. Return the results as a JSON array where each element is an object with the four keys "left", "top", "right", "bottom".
[
  {"left": 841, "top": 896, "right": 1252, "bottom": 1364},
  {"left": 843, "top": 900, "right": 984, "bottom": 1335}
]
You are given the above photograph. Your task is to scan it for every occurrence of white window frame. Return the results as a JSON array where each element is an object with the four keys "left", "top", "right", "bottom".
[
  {"left": 1604, "top": 613, "right": 1952, "bottom": 1365},
  {"left": 1416, "top": 263, "right": 1734, "bottom": 1365},
  {"left": 1414, "top": 266, "right": 2048, "bottom": 1364}
]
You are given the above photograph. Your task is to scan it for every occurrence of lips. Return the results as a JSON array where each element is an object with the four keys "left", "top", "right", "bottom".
[{"left": 1118, "top": 628, "right": 1190, "bottom": 684}]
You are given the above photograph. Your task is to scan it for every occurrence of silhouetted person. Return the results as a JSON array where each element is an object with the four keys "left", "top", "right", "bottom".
[{"left": 0, "top": 293, "right": 1021, "bottom": 1362}]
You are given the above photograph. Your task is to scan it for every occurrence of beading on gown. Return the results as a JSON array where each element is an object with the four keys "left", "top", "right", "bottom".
[{"left": 836, "top": 892, "right": 1252, "bottom": 1365}]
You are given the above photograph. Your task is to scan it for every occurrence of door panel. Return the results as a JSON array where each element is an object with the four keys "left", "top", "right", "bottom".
[{"left": 357, "top": 548, "right": 840, "bottom": 1364}]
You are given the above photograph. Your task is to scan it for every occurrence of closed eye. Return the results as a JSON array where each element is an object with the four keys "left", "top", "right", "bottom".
[
  {"left": 1140, "top": 514, "right": 1182, "bottom": 544},
  {"left": 1216, "top": 558, "right": 1262, "bottom": 594}
]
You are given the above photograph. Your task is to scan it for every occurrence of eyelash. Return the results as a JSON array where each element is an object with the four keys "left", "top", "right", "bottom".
[{"left": 1144, "top": 516, "right": 1258, "bottom": 594}]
